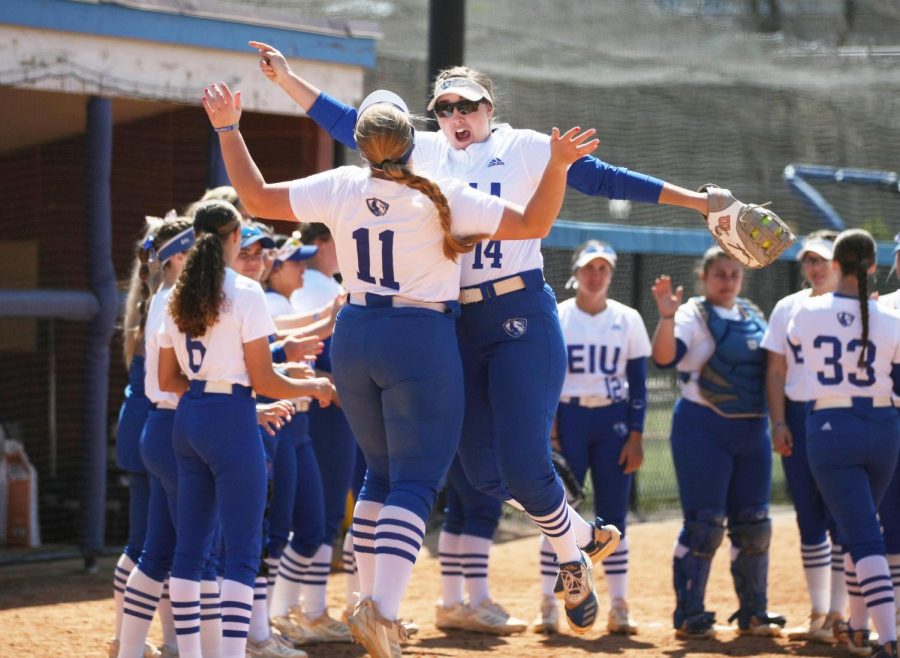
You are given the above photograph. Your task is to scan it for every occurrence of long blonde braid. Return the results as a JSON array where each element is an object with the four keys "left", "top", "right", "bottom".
[{"left": 355, "top": 104, "right": 490, "bottom": 262}]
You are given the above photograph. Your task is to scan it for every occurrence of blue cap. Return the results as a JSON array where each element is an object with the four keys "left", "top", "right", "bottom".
[{"left": 241, "top": 225, "right": 275, "bottom": 249}]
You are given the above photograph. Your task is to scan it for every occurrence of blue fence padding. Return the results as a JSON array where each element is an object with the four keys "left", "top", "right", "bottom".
[
  {"left": 546, "top": 220, "right": 897, "bottom": 266},
  {"left": 1, "top": 0, "right": 378, "bottom": 68},
  {"left": 81, "top": 96, "right": 116, "bottom": 563},
  {"left": 0, "top": 290, "right": 99, "bottom": 319}
]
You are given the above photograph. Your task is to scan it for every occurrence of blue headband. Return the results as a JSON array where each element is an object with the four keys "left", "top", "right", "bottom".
[{"left": 157, "top": 227, "right": 195, "bottom": 263}]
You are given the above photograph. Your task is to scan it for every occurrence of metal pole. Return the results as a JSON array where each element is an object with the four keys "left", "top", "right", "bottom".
[
  {"left": 47, "top": 320, "right": 57, "bottom": 479},
  {"left": 426, "top": 0, "right": 466, "bottom": 127}
]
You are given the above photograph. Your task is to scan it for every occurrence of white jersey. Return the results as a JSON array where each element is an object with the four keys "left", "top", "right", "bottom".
[
  {"left": 761, "top": 289, "right": 813, "bottom": 401},
  {"left": 288, "top": 166, "right": 505, "bottom": 302},
  {"left": 558, "top": 298, "right": 651, "bottom": 400},
  {"left": 159, "top": 268, "right": 276, "bottom": 387},
  {"left": 144, "top": 286, "right": 178, "bottom": 410},
  {"left": 673, "top": 300, "right": 747, "bottom": 406},
  {"left": 265, "top": 290, "right": 294, "bottom": 318},
  {"left": 787, "top": 292, "right": 900, "bottom": 400},
  {"left": 413, "top": 125, "right": 550, "bottom": 287},
  {"left": 879, "top": 289, "right": 900, "bottom": 312},
  {"left": 290, "top": 269, "right": 344, "bottom": 314}
]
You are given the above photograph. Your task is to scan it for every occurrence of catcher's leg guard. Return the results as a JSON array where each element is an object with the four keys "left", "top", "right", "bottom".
[
  {"left": 727, "top": 512, "right": 785, "bottom": 631},
  {"left": 673, "top": 510, "right": 725, "bottom": 629}
]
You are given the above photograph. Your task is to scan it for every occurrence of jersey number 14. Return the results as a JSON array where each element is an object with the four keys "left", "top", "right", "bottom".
[{"left": 469, "top": 182, "right": 503, "bottom": 269}]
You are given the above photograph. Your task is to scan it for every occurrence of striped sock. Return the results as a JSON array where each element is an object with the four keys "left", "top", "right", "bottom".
[
  {"left": 118, "top": 567, "right": 163, "bottom": 658},
  {"left": 220, "top": 580, "right": 253, "bottom": 658},
  {"left": 844, "top": 554, "right": 870, "bottom": 631},
  {"left": 270, "top": 545, "right": 310, "bottom": 618},
  {"left": 158, "top": 579, "right": 178, "bottom": 652},
  {"left": 248, "top": 575, "right": 270, "bottom": 643},
  {"left": 372, "top": 505, "right": 426, "bottom": 620},
  {"left": 539, "top": 536, "right": 559, "bottom": 597},
  {"left": 438, "top": 530, "right": 464, "bottom": 605},
  {"left": 856, "top": 555, "right": 897, "bottom": 643},
  {"left": 528, "top": 498, "right": 581, "bottom": 564},
  {"left": 801, "top": 539, "right": 831, "bottom": 614},
  {"left": 568, "top": 504, "right": 595, "bottom": 548},
  {"left": 199, "top": 578, "right": 222, "bottom": 658},
  {"left": 460, "top": 534, "right": 492, "bottom": 607},
  {"left": 831, "top": 543, "right": 848, "bottom": 615},
  {"left": 888, "top": 553, "right": 900, "bottom": 623},
  {"left": 353, "top": 500, "right": 383, "bottom": 601},
  {"left": 113, "top": 553, "right": 136, "bottom": 639},
  {"left": 342, "top": 530, "right": 359, "bottom": 609},
  {"left": 168, "top": 577, "right": 202, "bottom": 658},
  {"left": 603, "top": 535, "right": 630, "bottom": 602},
  {"left": 301, "top": 543, "right": 333, "bottom": 618},
  {"left": 264, "top": 556, "right": 280, "bottom": 603}
]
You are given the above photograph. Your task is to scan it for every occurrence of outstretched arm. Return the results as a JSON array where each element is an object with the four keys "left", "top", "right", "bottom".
[
  {"left": 493, "top": 127, "right": 599, "bottom": 240},
  {"left": 251, "top": 41, "right": 358, "bottom": 149},
  {"left": 202, "top": 83, "right": 295, "bottom": 220}
]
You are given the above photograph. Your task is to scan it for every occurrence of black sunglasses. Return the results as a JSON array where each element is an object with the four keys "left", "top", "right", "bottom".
[{"left": 433, "top": 99, "right": 485, "bottom": 118}]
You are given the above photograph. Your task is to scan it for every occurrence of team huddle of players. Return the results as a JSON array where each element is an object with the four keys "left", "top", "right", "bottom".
[{"left": 105, "top": 39, "right": 900, "bottom": 658}]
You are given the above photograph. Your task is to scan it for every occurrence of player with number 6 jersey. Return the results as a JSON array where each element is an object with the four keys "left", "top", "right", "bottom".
[
  {"left": 157, "top": 200, "right": 334, "bottom": 658},
  {"left": 787, "top": 229, "right": 900, "bottom": 658}
]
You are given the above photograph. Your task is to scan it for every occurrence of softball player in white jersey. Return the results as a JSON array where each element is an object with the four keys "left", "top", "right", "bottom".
[
  {"left": 761, "top": 232, "right": 847, "bottom": 644},
  {"left": 787, "top": 229, "right": 900, "bottom": 658},
  {"left": 202, "top": 79, "right": 596, "bottom": 657},
  {"left": 877, "top": 236, "right": 900, "bottom": 645},
  {"left": 539, "top": 240, "right": 650, "bottom": 635},
  {"left": 158, "top": 200, "right": 333, "bottom": 658}
]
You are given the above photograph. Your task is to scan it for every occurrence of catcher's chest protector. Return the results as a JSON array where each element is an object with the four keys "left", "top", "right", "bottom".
[{"left": 694, "top": 297, "right": 768, "bottom": 418}]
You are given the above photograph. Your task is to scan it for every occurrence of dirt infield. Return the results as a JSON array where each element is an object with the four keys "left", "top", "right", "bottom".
[{"left": 1, "top": 508, "right": 855, "bottom": 657}]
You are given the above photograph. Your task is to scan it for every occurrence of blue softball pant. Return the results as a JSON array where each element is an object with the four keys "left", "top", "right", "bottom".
[
  {"left": 782, "top": 398, "right": 840, "bottom": 546},
  {"left": 309, "top": 402, "right": 357, "bottom": 544},
  {"left": 556, "top": 400, "right": 632, "bottom": 535},
  {"left": 117, "top": 355, "right": 153, "bottom": 562},
  {"left": 671, "top": 398, "right": 772, "bottom": 523},
  {"left": 880, "top": 409, "right": 900, "bottom": 554},
  {"left": 171, "top": 383, "right": 267, "bottom": 588},
  {"left": 330, "top": 302, "right": 464, "bottom": 523},
  {"left": 806, "top": 403, "right": 900, "bottom": 563},
  {"left": 456, "top": 270, "right": 568, "bottom": 518},
  {"left": 268, "top": 413, "right": 326, "bottom": 558},
  {"left": 442, "top": 456, "right": 503, "bottom": 540}
]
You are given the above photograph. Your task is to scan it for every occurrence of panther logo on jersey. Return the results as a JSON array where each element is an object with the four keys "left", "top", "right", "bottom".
[
  {"left": 502, "top": 318, "right": 527, "bottom": 338},
  {"left": 837, "top": 311, "right": 855, "bottom": 327},
  {"left": 366, "top": 197, "right": 390, "bottom": 216}
]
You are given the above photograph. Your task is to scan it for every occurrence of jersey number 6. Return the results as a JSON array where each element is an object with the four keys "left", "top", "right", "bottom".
[{"left": 185, "top": 335, "right": 207, "bottom": 374}]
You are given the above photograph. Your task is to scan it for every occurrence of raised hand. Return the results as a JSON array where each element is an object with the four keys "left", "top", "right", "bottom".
[
  {"left": 548, "top": 127, "right": 599, "bottom": 168},
  {"left": 651, "top": 275, "right": 683, "bottom": 318},
  {"left": 202, "top": 82, "right": 241, "bottom": 129},
  {"left": 249, "top": 40, "right": 291, "bottom": 85}
]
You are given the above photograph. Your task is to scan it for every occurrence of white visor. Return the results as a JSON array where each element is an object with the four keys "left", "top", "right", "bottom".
[
  {"left": 427, "top": 77, "right": 493, "bottom": 111},
  {"left": 797, "top": 237, "right": 834, "bottom": 261},
  {"left": 358, "top": 90, "right": 410, "bottom": 118}
]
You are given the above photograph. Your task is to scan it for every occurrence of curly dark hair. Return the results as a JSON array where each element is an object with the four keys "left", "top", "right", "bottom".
[{"left": 168, "top": 200, "right": 241, "bottom": 337}]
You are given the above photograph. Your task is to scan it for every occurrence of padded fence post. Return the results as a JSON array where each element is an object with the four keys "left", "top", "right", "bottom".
[{"left": 82, "top": 95, "right": 116, "bottom": 569}]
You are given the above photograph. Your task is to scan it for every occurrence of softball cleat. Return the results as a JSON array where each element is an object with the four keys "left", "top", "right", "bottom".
[
  {"left": 461, "top": 599, "right": 527, "bottom": 635},
  {"left": 558, "top": 552, "right": 599, "bottom": 635},
  {"left": 347, "top": 598, "right": 406, "bottom": 658},
  {"left": 533, "top": 594, "right": 559, "bottom": 634}
]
